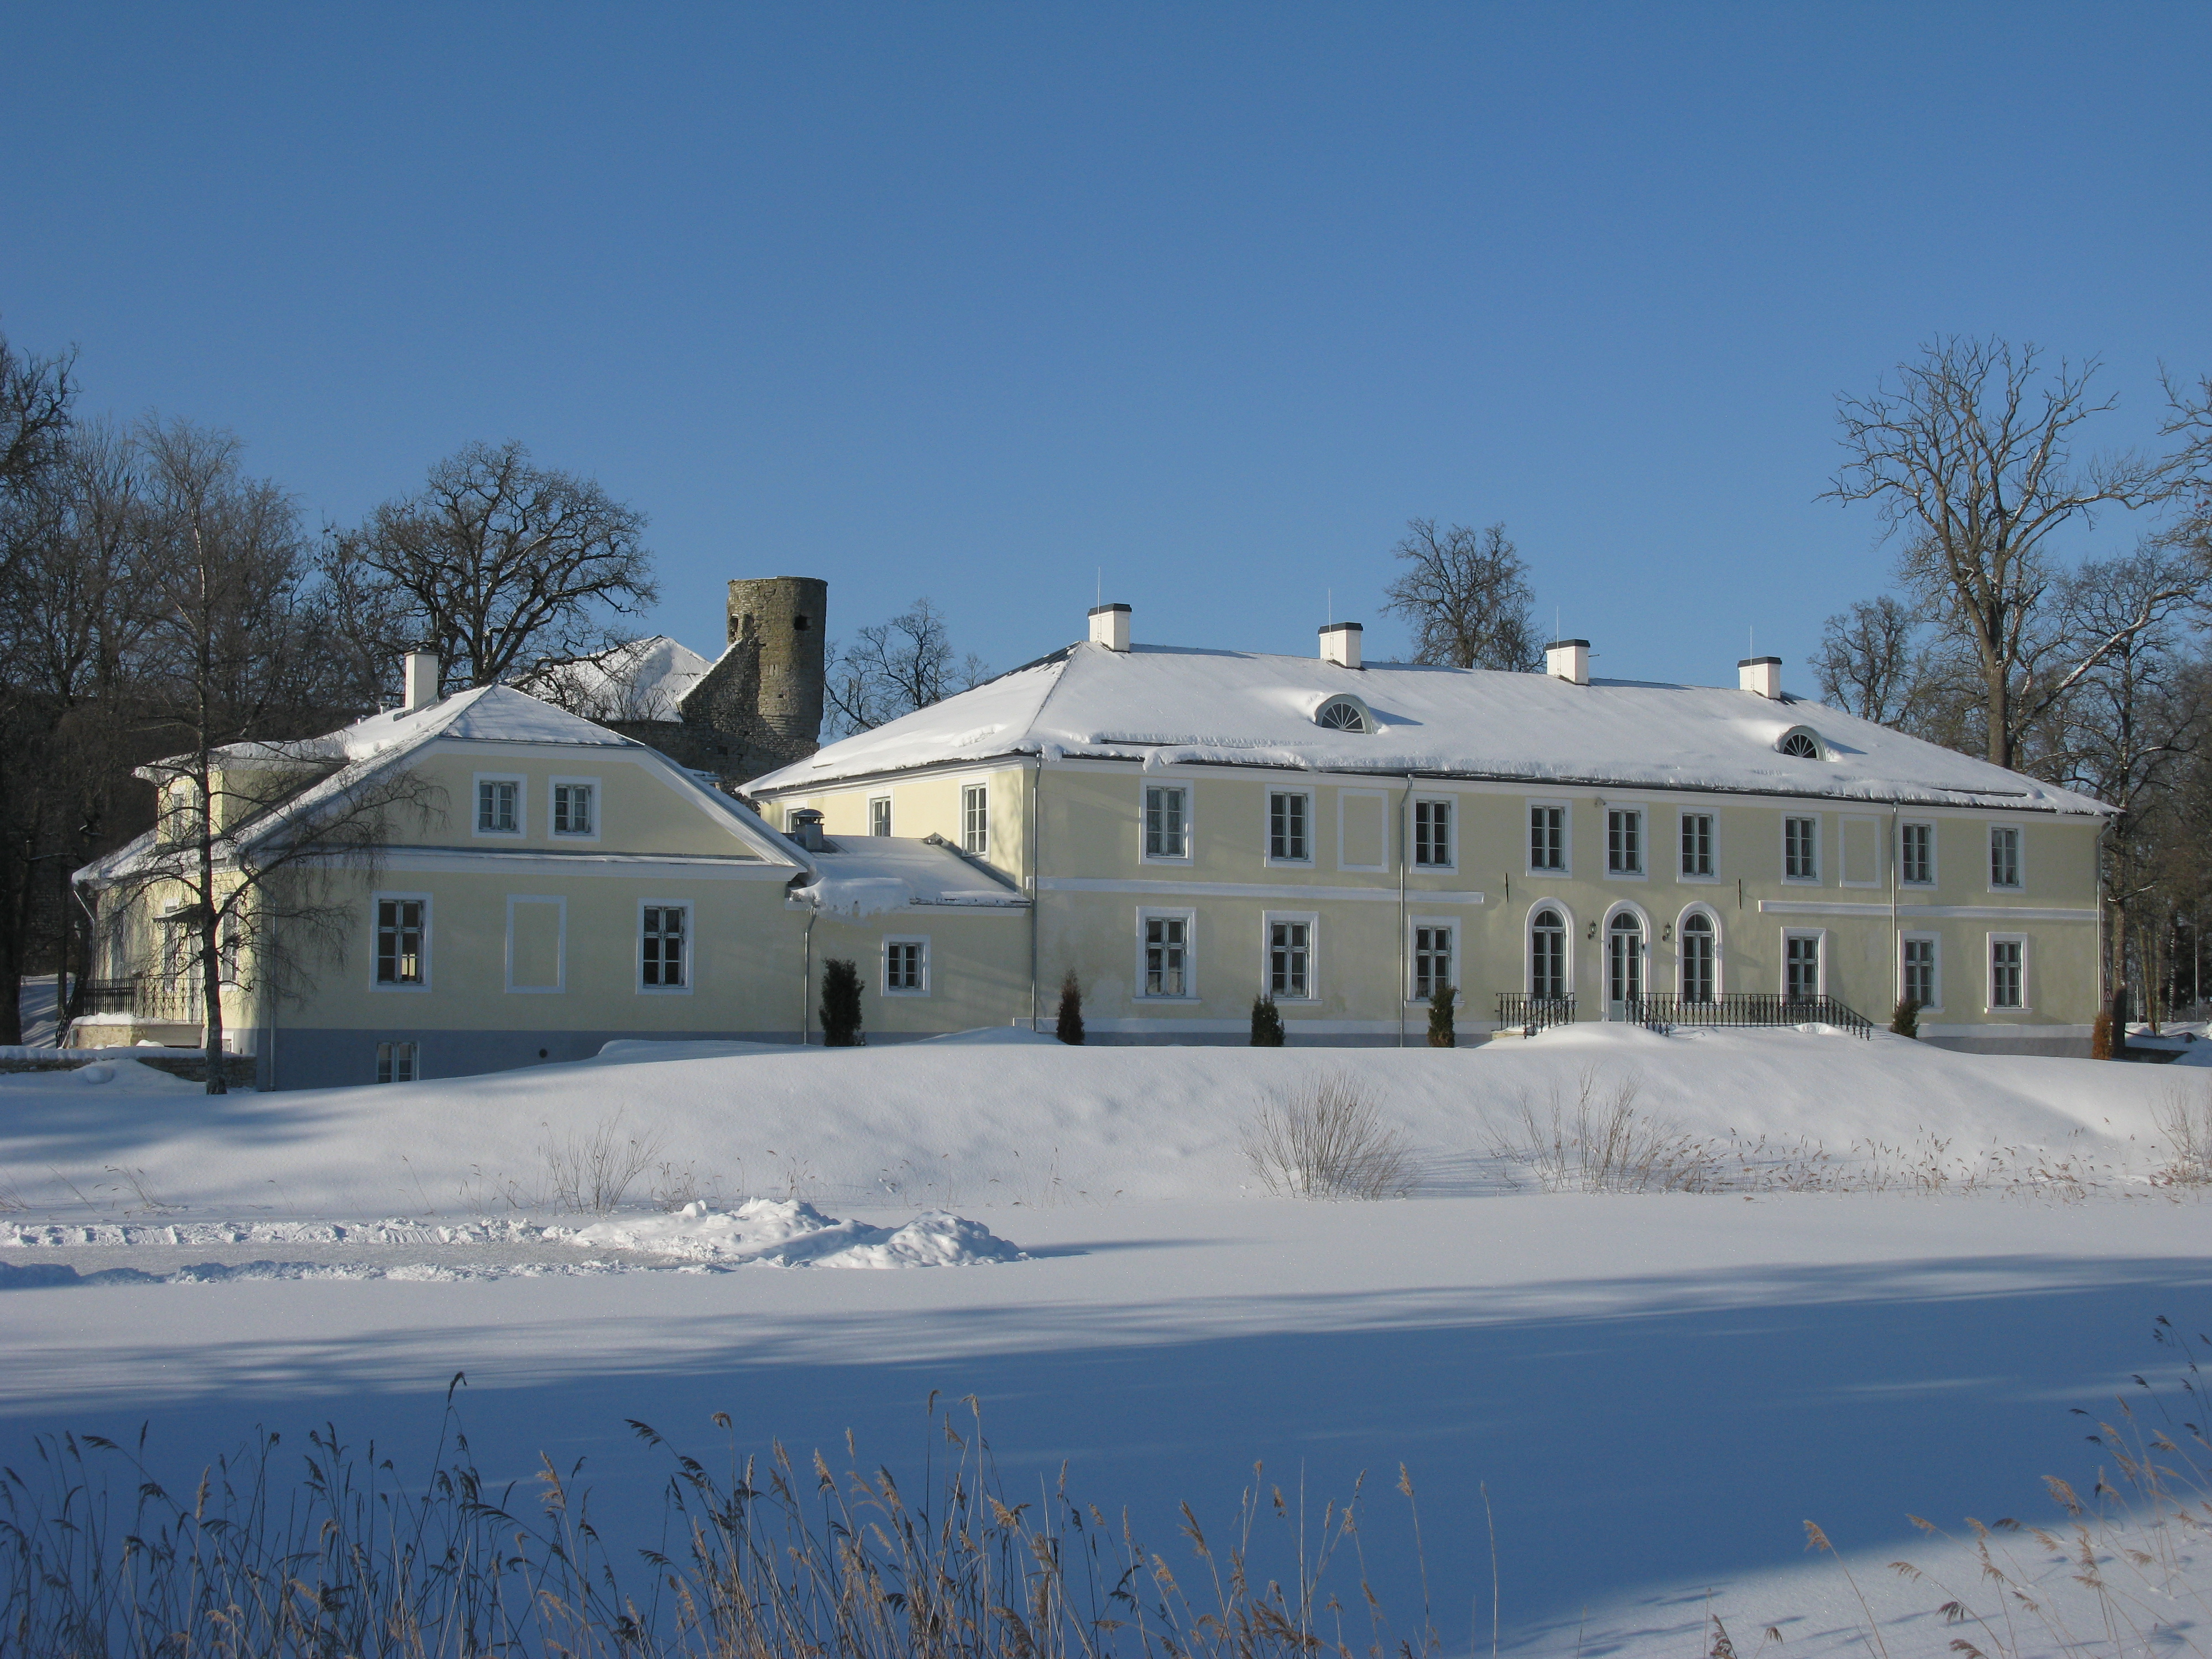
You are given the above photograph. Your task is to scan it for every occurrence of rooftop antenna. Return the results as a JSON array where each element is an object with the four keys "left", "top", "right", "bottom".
[
  {"left": 1096, "top": 567, "right": 1102, "bottom": 609},
  {"left": 1327, "top": 587, "right": 1333, "bottom": 625}
]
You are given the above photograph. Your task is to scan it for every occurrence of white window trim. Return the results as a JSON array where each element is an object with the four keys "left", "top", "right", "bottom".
[
  {"left": 374, "top": 1039, "right": 422, "bottom": 1084},
  {"left": 961, "top": 783, "right": 990, "bottom": 857},
  {"left": 1899, "top": 819, "right": 1939, "bottom": 888},
  {"left": 1781, "top": 813, "right": 1822, "bottom": 885},
  {"left": 504, "top": 894, "right": 567, "bottom": 994},
  {"left": 1838, "top": 813, "right": 1885, "bottom": 890},
  {"left": 1411, "top": 793, "right": 1458, "bottom": 873},
  {"left": 1264, "top": 788, "right": 1316, "bottom": 868},
  {"left": 1781, "top": 927, "right": 1829, "bottom": 998},
  {"left": 1337, "top": 788, "right": 1391, "bottom": 874},
  {"left": 1674, "top": 904, "right": 1723, "bottom": 997},
  {"left": 1136, "top": 906, "right": 1198, "bottom": 1001},
  {"left": 1139, "top": 780, "right": 1194, "bottom": 865},
  {"left": 1526, "top": 798, "right": 1572, "bottom": 878},
  {"left": 1261, "top": 909, "right": 1320, "bottom": 1003},
  {"left": 1676, "top": 810, "right": 1719, "bottom": 884},
  {"left": 547, "top": 776, "right": 601, "bottom": 843},
  {"left": 1987, "top": 822, "right": 2027, "bottom": 894},
  {"left": 868, "top": 794, "right": 893, "bottom": 837},
  {"left": 369, "top": 890, "right": 433, "bottom": 993},
  {"left": 1604, "top": 806, "right": 1648, "bottom": 881},
  {"left": 881, "top": 934, "right": 931, "bottom": 997},
  {"left": 1526, "top": 900, "right": 1575, "bottom": 998},
  {"left": 472, "top": 773, "right": 528, "bottom": 838},
  {"left": 637, "top": 898, "right": 694, "bottom": 996},
  {"left": 1901, "top": 931, "right": 1943, "bottom": 1013},
  {"left": 1406, "top": 915, "right": 1460, "bottom": 1006},
  {"left": 1600, "top": 901, "right": 1652, "bottom": 1013},
  {"left": 1986, "top": 931, "right": 2030, "bottom": 1014}
]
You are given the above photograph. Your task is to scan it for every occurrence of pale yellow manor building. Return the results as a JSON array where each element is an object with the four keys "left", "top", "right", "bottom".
[{"left": 75, "top": 602, "right": 2110, "bottom": 1088}]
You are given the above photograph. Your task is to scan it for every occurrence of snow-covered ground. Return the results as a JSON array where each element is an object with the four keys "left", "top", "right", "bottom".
[{"left": 4, "top": 1026, "right": 2210, "bottom": 1656}]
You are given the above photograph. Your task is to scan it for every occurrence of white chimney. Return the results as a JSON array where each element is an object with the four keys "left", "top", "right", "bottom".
[
  {"left": 1545, "top": 639, "right": 1589, "bottom": 685},
  {"left": 1319, "top": 621, "right": 1363, "bottom": 670},
  {"left": 1739, "top": 655, "right": 1783, "bottom": 699},
  {"left": 1088, "top": 603, "right": 1131, "bottom": 652},
  {"left": 403, "top": 651, "right": 441, "bottom": 711}
]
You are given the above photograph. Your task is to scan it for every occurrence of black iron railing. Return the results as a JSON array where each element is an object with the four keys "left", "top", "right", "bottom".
[
  {"left": 1494, "top": 993, "right": 1577, "bottom": 1036},
  {"left": 1626, "top": 992, "right": 1873, "bottom": 1039},
  {"left": 77, "top": 978, "right": 139, "bottom": 1015}
]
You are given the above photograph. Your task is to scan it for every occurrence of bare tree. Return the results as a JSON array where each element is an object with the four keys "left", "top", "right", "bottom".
[
  {"left": 1813, "top": 596, "right": 1924, "bottom": 724},
  {"left": 825, "top": 598, "right": 988, "bottom": 734},
  {"left": 1381, "top": 519, "right": 1540, "bottom": 671},
  {"left": 0, "top": 331, "right": 75, "bottom": 501},
  {"left": 326, "top": 440, "right": 656, "bottom": 694},
  {"left": 1825, "top": 337, "right": 2186, "bottom": 769}
]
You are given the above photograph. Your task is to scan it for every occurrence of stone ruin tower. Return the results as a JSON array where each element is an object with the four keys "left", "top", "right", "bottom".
[{"left": 725, "top": 576, "right": 827, "bottom": 753}]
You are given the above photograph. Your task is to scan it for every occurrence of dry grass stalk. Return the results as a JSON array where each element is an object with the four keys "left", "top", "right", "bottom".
[
  {"left": 1241, "top": 1071, "right": 1420, "bottom": 1199},
  {"left": 2152, "top": 1080, "right": 2212, "bottom": 1186},
  {"left": 540, "top": 1109, "right": 665, "bottom": 1213}
]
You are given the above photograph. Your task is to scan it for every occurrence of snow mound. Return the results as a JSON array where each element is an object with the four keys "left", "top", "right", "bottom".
[{"left": 568, "top": 1198, "right": 1025, "bottom": 1267}]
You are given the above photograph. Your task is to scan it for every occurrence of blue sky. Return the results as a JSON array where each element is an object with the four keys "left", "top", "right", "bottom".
[{"left": 6, "top": 3, "right": 2208, "bottom": 687}]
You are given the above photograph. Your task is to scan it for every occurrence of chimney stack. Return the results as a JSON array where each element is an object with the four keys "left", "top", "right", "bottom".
[
  {"left": 1738, "top": 656, "right": 1783, "bottom": 699},
  {"left": 1545, "top": 639, "right": 1590, "bottom": 685},
  {"left": 1089, "top": 603, "right": 1131, "bottom": 652},
  {"left": 1319, "top": 621, "right": 1363, "bottom": 670},
  {"left": 403, "top": 651, "right": 441, "bottom": 712},
  {"left": 787, "top": 807, "right": 826, "bottom": 851}
]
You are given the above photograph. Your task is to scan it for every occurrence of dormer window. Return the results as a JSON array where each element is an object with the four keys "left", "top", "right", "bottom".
[
  {"left": 1776, "top": 727, "right": 1822, "bottom": 759},
  {"left": 1316, "top": 697, "right": 1369, "bottom": 733}
]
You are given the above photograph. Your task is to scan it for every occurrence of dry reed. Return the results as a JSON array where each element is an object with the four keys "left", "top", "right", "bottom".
[{"left": 1241, "top": 1071, "right": 1420, "bottom": 1199}]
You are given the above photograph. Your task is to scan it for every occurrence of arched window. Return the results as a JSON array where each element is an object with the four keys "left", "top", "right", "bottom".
[
  {"left": 1777, "top": 728, "right": 1822, "bottom": 759},
  {"left": 1607, "top": 912, "right": 1645, "bottom": 1009},
  {"left": 1531, "top": 906, "right": 1567, "bottom": 999},
  {"left": 1316, "top": 698, "right": 1369, "bottom": 733},
  {"left": 1680, "top": 911, "right": 1715, "bottom": 1003}
]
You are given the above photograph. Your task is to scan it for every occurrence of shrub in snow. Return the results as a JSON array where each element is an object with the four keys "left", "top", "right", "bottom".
[
  {"left": 1249, "top": 992, "right": 1284, "bottom": 1047},
  {"left": 1426, "top": 984, "right": 1456, "bottom": 1048},
  {"left": 541, "top": 1111, "right": 665, "bottom": 1213},
  {"left": 2152, "top": 1081, "right": 2212, "bottom": 1185},
  {"left": 1889, "top": 997, "right": 1921, "bottom": 1039},
  {"left": 1056, "top": 970, "right": 1084, "bottom": 1045},
  {"left": 1241, "top": 1071, "right": 1417, "bottom": 1199},
  {"left": 820, "top": 958, "right": 863, "bottom": 1047}
]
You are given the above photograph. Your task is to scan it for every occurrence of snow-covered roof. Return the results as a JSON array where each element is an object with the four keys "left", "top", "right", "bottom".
[
  {"left": 514, "top": 636, "right": 716, "bottom": 722},
  {"left": 790, "top": 837, "right": 1027, "bottom": 916},
  {"left": 750, "top": 642, "right": 2111, "bottom": 816}
]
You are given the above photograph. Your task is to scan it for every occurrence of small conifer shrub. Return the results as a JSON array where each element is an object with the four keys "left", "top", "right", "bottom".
[
  {"left": 1250, "top": 992, "right": 1285, "bottom": 1047},
  {"left": 820, "top": 958, "right": 864, "bottom": 1046},
  {"left": 1056, "top": 971, "right": 1085, "bottom": 1045},
  {"left": 1426, "top": 984, "right": 1457, "bottom": 1048},
  {"left": 1889, "top": 997, "right": 1922, "bottom": 1039}
]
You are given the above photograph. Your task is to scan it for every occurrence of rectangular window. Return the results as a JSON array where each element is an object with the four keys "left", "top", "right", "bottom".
[
  {"left": 1413, "top": 800, "right": 1453, "bottom": 868},
  {"left": 1784, "top": 816, "right": 1819, "bottom": 881},
  {"left": 374, "top": 1040, "right": 419, "bottom": 1084},
  {"left": 962, "top": 784, "right": 988, "bottom": 855},
  {"left": 1990, "top": 938, "right": 2024, "bottom": 1009},
  {"left": 884, "top": 938, "right": 927, "bottom": 993},
  {"left": 1530, "top": 804, "right": 1566, "bottom": 872},
  {"left": 1990, "top": 826, "right": 2022, "bottom": 889},
  {"left": 1413, "top": 925, "right": 1453, "bottom": 1002},
  {"left": 869, "top": 796, "right": 892, "bottom": 837},
  {"left": 476, "top": 778, "right": 520, "bottom": 834},
  {"left": 1607, "top": 808, "right": 1644, "bottom": 875},
  {"left": 552, "top": 782, "right": 594, "bottom": 836},
  {"left": 1785, "top": 933, "right": 1821, "bottom": 1000},
  {"left": 1903, "top": 936, "right": 1937, "bottom": 1008},
  {"left": 375, "top": 899, "right": 425, "bottom": 985},
  {"left": 1269, "top": 920, "right": 1311, "bottom": 999},
  {"left": 1680, "top": 813, "right": 1714, "bottom": 878},
  {"left": 641, "top": 904, "right": 688, "bottom": 989},
  {"left": 1144, "top": 785, "right": 1188, "bottom": 859},
  {"left": 1268, "top": 792, "right": 1310, "bottom": 862},
  {"left": 1900, "top": 822, "right": 1934, "bottom": 885},
  {"left": 1142, "top": 915, "right": 1188, "bottom": 997}
]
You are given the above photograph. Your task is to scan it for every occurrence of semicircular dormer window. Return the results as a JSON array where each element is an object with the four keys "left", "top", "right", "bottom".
[
  {"left": 1316, "top": 697, "right": 1369, "bottom": 733},
  {"left": 1776, "top": 728, "right": 1822, "bottom": 759}
]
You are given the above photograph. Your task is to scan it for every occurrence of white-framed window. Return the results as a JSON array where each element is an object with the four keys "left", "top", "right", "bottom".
[
  {"left": 1678, "top": 909, "right": 1718, "bottom": 1003},
  {"left": 505, "top": 895, "right": 566, "bottom": 994},
  {"left": 1606, "top": 807, "right": 1645, "bottom": 877},
  {"left": 1989, "top": 824, "right": 2023, "bottom": 890},
  {"left": 1528, "top": 801, "right": 1569, "bottom": 874},
  {"left": 550, "top": 778, "right": 598, "bottom": 839},
  {"left": 1605, "top": 909, "right": 1646, "bottom": 1007},
  {"left": 474, "top": 774, "right": 525, "bottom": 837},
  {"left": 1410, "top": 920, "right": 1455, "bottom": 1003},
  {"left": 962, "top": 784, "right": 989, "bottom": 855},
  {"left": 1679, "top": 812, "right": 1715, "bottom": 879},
  {"left": 869, "top": 795, "right": 892, "bottom": 837},
  {"left": 1902, "top": 934, "right": 1939, "bottom": 1010},
  {"left": 372, "top": 893, "right": 430, "bottom": 990},
  {"left": 883, "top": 936, "right": 929, "bottom": 995},
  {"left": 1138, "top": 909, "right": 1195, "bottom": 999},
  {"left": 1784, "top": 930, "right": 1824, "bottom": 1000},
  {"left": 1413, "top": 797, "right": 1454, "bottom": 869},
  {"left": 1143, "top": 784, "right": 1190, "bottom": 861},
  {"left": 1264, "top": 912, "right": 1317, "bottom": 1001},
  {"left": 1783, "top": 815, "right": 1819, "bottom": 883},
  {"left": 1529, "top": 905, "right": 1569, "bottom": 999},
  {"left": 1988, "top": 934, "right": 2027, "bottom": 1011},
  {"left": 1900, "top": 821, "right": 1936, "bottom": 886},
  {"left": 1267, "top": 791, "right": 1312, "bottom": 864},
  {"left": 639, "top": 901, "right": 691, "bottom": 992},
  {"left": 374, "top": 1040, "right": 419, "bottom": 1084}
]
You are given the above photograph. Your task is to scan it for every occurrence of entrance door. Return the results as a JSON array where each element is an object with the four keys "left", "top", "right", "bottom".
[{"left": 1607, "top": 913, "right": 1644, "bottom": 1017}]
